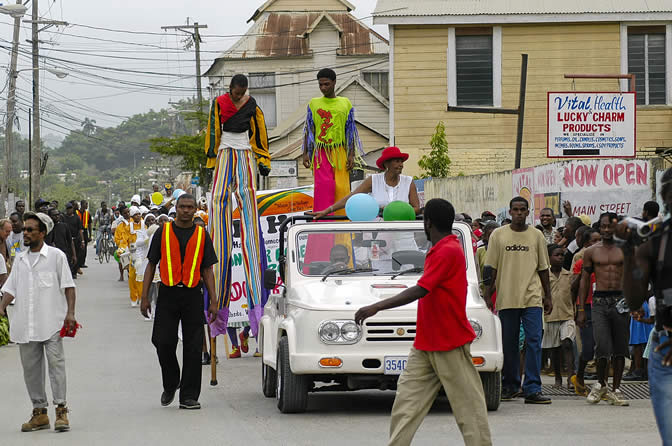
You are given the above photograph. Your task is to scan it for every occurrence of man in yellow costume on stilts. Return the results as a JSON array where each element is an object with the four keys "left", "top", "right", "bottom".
[{"left": 302, "top": 68, "right": 364, "bottom": 265}]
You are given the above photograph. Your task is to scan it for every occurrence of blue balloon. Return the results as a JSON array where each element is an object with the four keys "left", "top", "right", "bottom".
[
  {"left": 345, "top": 193, "right": 379, "bottom": 222},
  {"left": 172, "top": 189, "right": 184, "bottom": 200}
]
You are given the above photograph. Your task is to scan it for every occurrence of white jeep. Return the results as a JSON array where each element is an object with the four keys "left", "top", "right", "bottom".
[{"left": 259, "top": 217, "right": 503, "bottom": 413}]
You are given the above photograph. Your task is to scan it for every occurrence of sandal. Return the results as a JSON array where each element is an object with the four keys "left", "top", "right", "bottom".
[{"left": 570, "top": 375, "right": 587, "bottom": 396}]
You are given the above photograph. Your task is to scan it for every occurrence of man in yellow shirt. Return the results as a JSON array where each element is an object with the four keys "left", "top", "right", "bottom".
[
  {"left": 114, "top": 206, "right": 144, "bottom": 306},
  {"left": 484, "top": 196, "right": 553, "bottom": 404}
]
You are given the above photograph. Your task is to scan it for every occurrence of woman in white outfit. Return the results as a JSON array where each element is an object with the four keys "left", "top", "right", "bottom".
[
  {"left": 312, "top": 146, "right": 420, "bottom": 218},
  {"left": 311, "top": 146, "right": 420, "bottom": 269}
]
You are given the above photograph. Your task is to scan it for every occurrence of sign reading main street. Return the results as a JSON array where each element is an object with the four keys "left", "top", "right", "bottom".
[{"left": 547, "top": 92, "right": 636, "bottom": 158}]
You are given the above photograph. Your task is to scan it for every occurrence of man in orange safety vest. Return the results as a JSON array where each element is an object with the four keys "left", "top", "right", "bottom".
[{"left": 140, "top": 193, "right": 218, "bottom": 410}]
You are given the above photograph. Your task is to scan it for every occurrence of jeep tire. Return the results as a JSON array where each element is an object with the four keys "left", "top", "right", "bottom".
[
  {"left": 276, "top": 336, "right": 309, "bottom": 413},
  {"left": 480, "top": 371, "right": 501, "bottom": 411}
]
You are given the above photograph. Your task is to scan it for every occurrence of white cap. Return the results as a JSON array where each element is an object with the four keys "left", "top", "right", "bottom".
[
  {"left": 139, "top": 205, "right": 149, "bottom": 215},
  {"left": 131, "top": 194, "right": 141, "bottom": 205},
  {"left": 129, "top": 206, "right": 140, "bottom": 217},
  {"left": 25, "top": 211, "right": 54, "bottom": 235},
  {"left": 168, "top": 206, "right": 176, "bottom": 215}
]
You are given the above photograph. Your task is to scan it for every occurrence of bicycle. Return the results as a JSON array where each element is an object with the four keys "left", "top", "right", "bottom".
[{"left": 97, "top": 228, "right": 113, "bottom": 264}]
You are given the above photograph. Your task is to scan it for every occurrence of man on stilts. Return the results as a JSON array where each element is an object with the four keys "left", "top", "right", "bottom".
[
  {"left": 204, "top": 74, "right": 271, "bottom": 343},
  {"left": 302, "top": 68, "right": 364, "bottom": 264}
]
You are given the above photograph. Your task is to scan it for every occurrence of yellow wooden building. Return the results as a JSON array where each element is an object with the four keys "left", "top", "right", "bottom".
[{"left": 373, "top": 0, "right": 672, "bottom": 177}]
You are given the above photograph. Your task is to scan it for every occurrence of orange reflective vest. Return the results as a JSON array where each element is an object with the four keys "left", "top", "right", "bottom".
[
  {"left": 159, "top": 223, "right": 205, "bottom": 288},
  {"left": 76, "top": 210, "right": 90, "bottom": 229}
]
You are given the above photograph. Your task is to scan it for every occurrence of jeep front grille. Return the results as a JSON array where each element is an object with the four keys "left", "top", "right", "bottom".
[{"left": 364, "top": 321, "right": 416, "bottom": 342}]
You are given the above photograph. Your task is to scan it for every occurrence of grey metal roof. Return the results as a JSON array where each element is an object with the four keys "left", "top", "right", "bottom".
[{"left": 373, "top": 0, "right": 672, "bottom": 17}]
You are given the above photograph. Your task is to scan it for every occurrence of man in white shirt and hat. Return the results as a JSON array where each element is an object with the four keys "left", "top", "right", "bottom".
[{"left": 0, "top": 212, "right": 77, "bottom": 432}]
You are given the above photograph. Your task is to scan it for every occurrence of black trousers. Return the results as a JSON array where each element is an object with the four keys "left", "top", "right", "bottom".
[
  {"left": 151, "top": 284, "right": 204, "bottom": 402},
  {"left": 79, "top": 233, "right": 89, "bottom": 267}
]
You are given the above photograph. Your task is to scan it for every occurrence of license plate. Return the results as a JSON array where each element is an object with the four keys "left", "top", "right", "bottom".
[{"left": 384, "top": 356, "right": 407, "bottom": 375}]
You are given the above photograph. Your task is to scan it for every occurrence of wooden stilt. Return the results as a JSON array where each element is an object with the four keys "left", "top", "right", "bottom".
[{"left": 210, "top": 336, "right": 217, "bottom": 386}]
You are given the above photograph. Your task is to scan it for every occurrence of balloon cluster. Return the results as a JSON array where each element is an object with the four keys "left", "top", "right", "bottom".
[{"left": 344, "top": 195, "right": 415, "bottom": 222}]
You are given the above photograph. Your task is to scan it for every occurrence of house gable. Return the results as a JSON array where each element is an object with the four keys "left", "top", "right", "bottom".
[{"left": 248, "top": 0, "right": 354, "bottom": 23}]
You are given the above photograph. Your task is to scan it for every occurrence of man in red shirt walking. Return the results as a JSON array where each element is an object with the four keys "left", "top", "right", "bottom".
[{"left": 355, "top": 198, "right": 492, "bottom": 446}]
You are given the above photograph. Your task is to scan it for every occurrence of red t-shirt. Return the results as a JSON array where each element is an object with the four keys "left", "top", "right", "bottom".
[
  {"left": 415, "top": 235, "right": 476, "bottom": 351},
  {"left": 573, "top": 258, "right": 594, "bottom": 305}
]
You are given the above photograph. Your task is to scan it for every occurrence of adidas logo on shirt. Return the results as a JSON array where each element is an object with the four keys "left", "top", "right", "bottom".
[{"left": 505, "top": 244, "right": 530, "bottom": 252}]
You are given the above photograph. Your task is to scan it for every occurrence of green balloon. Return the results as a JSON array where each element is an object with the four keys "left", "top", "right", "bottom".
[{"left": 383, "top": 201, "right": 416, "bottom": 221}]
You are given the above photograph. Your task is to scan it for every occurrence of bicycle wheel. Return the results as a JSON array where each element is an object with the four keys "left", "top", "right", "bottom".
[
  {"left": 98, "top": 236, "right": 105, "bottom": 264},
  {"left": 104, "top": 236, "right": 111, "bottom": 263}
]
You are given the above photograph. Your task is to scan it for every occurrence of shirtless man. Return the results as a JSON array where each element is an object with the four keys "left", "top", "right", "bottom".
[{"left": 577, "top": 212, "right": 630, "bottom": 406}]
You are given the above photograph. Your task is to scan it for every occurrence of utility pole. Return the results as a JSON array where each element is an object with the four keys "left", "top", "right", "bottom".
[
  {"left": 1, "top": 0, "right": 22, "bottom": 217},
  {"left": 30, "top": 0, "right": 40, "bottom": 207},
  {"left": 161, "top": 21, "right": 208, "bottom": 113},
  {"left": 22, "top": 5, "right": 68, "bottom": 210}
]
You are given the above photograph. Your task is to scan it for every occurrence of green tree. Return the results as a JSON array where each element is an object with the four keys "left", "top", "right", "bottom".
[
  {"left": 81, "top": 117, "right": 97, "bottom": 136},
  {"left": 417, "top": 121, "right": 452, "bottom": 179},
  {"left": 149, "top": 99, "right": 210, "bottom": 186}
]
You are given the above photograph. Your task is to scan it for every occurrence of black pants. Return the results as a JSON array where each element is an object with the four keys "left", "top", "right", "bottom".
[
  {"left": 151, "top": 284, "right": 204, "bottom": 402},
  {"left": 79, "top": 233, "right": 89, "bottom": 267}
]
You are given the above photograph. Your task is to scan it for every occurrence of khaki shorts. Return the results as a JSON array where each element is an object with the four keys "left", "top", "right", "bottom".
[{"left": 542, "top": 319, "right": 576, "bottom": 349}]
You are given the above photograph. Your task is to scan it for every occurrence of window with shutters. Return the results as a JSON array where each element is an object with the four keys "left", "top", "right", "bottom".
[
  {"left": 456, "top": 30, "right": 493, "bottom": 106},
  {"left": 249, "top": 72, "right": 277, "bottom": 128},
  {"left": 627, "top": 27, "right": 666, "bottom": 105},
  {"left": 447, "top": 27, "right": 501, "bottom": 108},
  {"left": 362, "top": 72, "right": 389, "bottom": 99}
]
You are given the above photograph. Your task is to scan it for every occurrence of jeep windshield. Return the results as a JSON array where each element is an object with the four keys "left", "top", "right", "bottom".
[{"left": 295, "top": 228, "right": 464, "bottom": 277}]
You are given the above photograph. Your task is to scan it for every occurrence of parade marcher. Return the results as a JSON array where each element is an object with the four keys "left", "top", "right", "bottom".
[
  {"left": 563, "top": 217, "right": 585, "bottom": 270},
  {"left": 578, "top": 212, "right": 630, "bottom": 406},
  {"left": 141, "top": 194, "right": 218, "bottom": 410},
  {"left": 204, "top": 73, "right": 270, "bottom": 335},
  {"left": 76, "top": 200, "right": 92, "bottom": 269},
  {"left": 93, "top": 201, "right": 113, "bottom": 257},
  {"left": 46, "top": 209, "right": 77, "bottom": 276},
  {"left": 7, "top": 212, "right": 26, "bottom": 263},
  {"left": 642, "top": 200, "right": 660, "bottom": 221},
  {"left": 476, "top": 221, "right": 499, "bottom": 307},
  {"left": 62, "top": 203, "right": 84, "bottom": 277},
  {"left": 114, "top": 206, "right": 143, "bottom": 306},
  {"left": 111, "top": 206, "right": 126, "bottom": 282},
  {"left": 312, "top": 146, "right": 420, "bottom": 218},
  {"left": 544, "top": 244, "right": 576, "bottom": 390},
  {"left": 538, "top": 208, "right": 557, "bottom": 244},
  {"left": 0, "top": 218, "right": 12, "bottom": 269},
  {"left": 621, "top": 171, "right": 672, "bottom": 442},
  {"left": 484, "top": 196, "right": 553, "bottom": 404},
  {"left": 0, "top": 212, "right": 76, "bottom": 432},
  {"left": 14, "top": 200, "right": 25, "bottom": 219},
  {"left": 570, "top": 229, "right": 601, "bottom": 395},
  {"left": 355, "top": 199, "right": 492, "bottom": 446},
  {"left": 34, "top": 199, "right": 49, "bottom": 214},
  {"left": 302, "top": 68, "right": 364, "bottom": 217}
]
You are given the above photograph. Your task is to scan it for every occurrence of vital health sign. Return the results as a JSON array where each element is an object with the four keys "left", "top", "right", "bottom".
[{"left": 547, "top": 92, "right": 635, "bottom": 158}]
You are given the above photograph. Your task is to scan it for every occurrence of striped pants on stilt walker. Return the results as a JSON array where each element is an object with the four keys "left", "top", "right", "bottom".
[{"left": 210, "top": 148, "right": 268, "bottom": 336}]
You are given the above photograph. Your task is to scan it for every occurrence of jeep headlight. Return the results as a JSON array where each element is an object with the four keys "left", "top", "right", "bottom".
[
  {"left": 469, "top": 319, "right": 483, "bottom": 340},
  {"left": 340, "top": 322, "right": 360, "bottom": 342},
  {"left": 319, "top": 322, "right": 340, "bottom": 343},
  {"left": 319, "top": 320, "right": 362, "bottom": 344}
]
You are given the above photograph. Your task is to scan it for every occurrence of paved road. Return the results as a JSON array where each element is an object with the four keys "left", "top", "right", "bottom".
[{"left": 0, "top": 248, "right": 662, "bottom": 445}]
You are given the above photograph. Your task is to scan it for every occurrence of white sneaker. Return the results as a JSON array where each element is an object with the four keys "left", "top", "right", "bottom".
[
  {"left": 606, "top": 388, "right": 630, "bottom": 406},
  {"left": 131, "top": 301, "right": 138, "bottom": 308},
  {"left": 587, "top": 382, "right": 607, "bottom": 404}
]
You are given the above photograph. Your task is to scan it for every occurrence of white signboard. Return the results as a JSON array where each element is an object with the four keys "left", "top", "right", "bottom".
[
  {"left": 547, "top": 92, "right": 636, "bottom": 158},
  {"left": 270, "top": 160, "right": 298, "bottom": 177}
]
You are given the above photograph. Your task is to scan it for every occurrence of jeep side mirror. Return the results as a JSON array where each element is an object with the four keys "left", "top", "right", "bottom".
[{"left": 263, "top": 268, "right": 277, "bottom": 290}]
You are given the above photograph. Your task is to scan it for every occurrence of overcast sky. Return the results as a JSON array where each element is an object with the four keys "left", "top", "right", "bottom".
[{"left": 0, "top": 0, "right": 384, "bottom": 140}]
